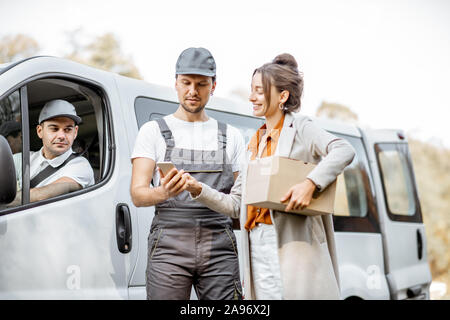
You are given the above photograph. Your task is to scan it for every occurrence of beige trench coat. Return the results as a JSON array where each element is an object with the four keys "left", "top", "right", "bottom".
[{"left": 194, "top": 112, "right": 355, "bottom": 300}]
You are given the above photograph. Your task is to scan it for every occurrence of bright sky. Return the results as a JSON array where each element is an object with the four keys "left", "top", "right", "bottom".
[{"left": 2, "top": 0, "right": 450, "bottom": 148}]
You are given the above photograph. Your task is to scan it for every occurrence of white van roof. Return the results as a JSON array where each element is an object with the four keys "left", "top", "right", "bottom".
[{"left": 363, "top": 128, "right": 407, "bottom": 143}]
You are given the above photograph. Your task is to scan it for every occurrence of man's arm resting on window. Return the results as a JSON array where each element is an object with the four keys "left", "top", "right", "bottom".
[
  {"left": 30, "top": 177, "right": 82, "bottom": 202},
  {"left": 7, "top": 177, "right": 82, "bottom": 206}
]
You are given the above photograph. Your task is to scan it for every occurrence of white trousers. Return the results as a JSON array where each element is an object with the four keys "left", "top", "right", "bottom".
[{"left": 249, "top": 223, "right": 283, "bottom": 300}]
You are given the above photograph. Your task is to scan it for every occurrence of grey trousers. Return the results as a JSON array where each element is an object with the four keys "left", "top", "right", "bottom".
[{"left": 146, "top": 211, "right": 243, "bottom": 300}]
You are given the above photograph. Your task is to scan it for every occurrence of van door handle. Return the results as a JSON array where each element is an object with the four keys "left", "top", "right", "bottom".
[
  {"left": 417, "top": 229, "right": 423, "bottom": 260},
  {"left": 116, "top": 203, "right": 132, "bottom": 253}
]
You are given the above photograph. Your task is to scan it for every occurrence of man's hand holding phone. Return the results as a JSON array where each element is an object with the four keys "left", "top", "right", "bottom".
[{"left": 158, "top": 166, "right": 188, "bottom": 199}]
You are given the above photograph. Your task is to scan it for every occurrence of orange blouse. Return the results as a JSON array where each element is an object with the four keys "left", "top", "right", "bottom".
[{"left": 245, "top": 114, "right": 285, "bottom": 231}]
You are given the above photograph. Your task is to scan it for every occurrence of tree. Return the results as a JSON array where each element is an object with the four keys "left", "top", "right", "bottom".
[
  {"left": 0, "top": 34, "right": 38, "bottom": 123},
  {"left": 316, "top": 101, "right": 359, "bottom": 123},
  {"left": 65, "top": 31, "right": 142, "bottom": 80},
  {"left": 0, "top": 34, "right": 39, "bottom": 64}
]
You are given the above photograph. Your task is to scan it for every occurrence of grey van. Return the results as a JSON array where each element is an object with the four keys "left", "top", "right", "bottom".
[{"left": 0, "top": 56, "right": 432, "bottom": 299}]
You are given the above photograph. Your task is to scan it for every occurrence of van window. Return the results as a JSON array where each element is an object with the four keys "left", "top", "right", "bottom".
[
  {"left": 134, "top": 97, "right": 264, "bottom": 145},
  {"left": 378, "top": 147, "right": 415, "bottom": 216},
  {"left": 135, "top": 97, "right": 178, "bottom": 127},
  {"left": 378, "top": 145, "right": 416, "bottom": 216},
  {"left": 0, "top": 77, "right": 112, "bottom": 214},
  {"left": 0, "top": 90, "right": 22, "bottom": 209},
  {"left": 375, "top": 143, "right": 422, "bottom": 223},
  {"left": 332, "top": 135, "right": 371, "bottom": 218},
  {"left": 334, "top": 154, "right": 368, "bottom": 217},
  {"left": 206, "top": 109, "right": 264, "bottom": 145},
  {"left": 331, "top": 134, "right": 380, "bottom": 233}
]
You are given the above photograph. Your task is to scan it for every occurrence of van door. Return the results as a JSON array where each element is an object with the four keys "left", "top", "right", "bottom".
[
  {"left": 362, "top": 129, "right": 432, "bottom": 299},
  {"left": 0, "top": 59, "right": 138, "bottom": 299},
  {"left": 329, "top": 132, "right": 389, "bottom": 300}
]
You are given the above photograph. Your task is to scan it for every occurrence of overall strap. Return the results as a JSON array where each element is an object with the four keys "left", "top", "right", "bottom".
[
  {"left": 155, "top": 117, "right": 175, "bottom": 161},
  {"left": 217, "top": 121, "right": 227, "bottom": 164}
]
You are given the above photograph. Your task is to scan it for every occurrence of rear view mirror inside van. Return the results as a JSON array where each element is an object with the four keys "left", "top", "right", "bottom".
[{"left": 0, "top": 135, "right": 17, "bottom": 204}]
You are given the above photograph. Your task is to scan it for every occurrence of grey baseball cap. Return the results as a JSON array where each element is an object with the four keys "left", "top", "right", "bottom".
[
  {"left": 38, "top": 99, "right": 81, "bottom": 125},
  {"left": 175, "top": 47, "right": 216, "bottom": 77}
]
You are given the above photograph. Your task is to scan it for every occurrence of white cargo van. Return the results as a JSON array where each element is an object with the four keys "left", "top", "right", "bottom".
[{"left": 0, "top": 56, "right": 432, "bottom": 299}]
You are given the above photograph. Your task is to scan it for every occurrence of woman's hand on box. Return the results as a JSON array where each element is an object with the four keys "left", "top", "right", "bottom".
[{"left": 281, "top": 178, "right": 317, "bottom": 212}]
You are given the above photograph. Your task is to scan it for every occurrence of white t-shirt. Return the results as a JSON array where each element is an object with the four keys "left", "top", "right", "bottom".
[
  {"left": 131, "top": 114, "right": 245, "bottom": 187},
  {"left": 13, "top": 147, "right": 95, "bottom": 190}
]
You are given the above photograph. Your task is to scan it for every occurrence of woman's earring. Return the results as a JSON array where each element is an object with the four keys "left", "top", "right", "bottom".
[{"left": 279, "top": 103, "right": 285, "bottom": 110}]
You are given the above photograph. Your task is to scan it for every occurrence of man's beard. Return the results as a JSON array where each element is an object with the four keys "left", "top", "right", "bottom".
[
  {"left": 180, "top": 101, "right": 205, "bottom": 114},
  {"left": 43, "top": 144, "right": 69, "bottom": 159}
]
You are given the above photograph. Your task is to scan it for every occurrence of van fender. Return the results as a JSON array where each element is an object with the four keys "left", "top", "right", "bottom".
[{"left": 339, "top": 264, "right": 390, "bottom": 300}]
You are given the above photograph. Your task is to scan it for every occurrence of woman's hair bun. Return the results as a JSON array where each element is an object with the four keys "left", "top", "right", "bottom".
[{"left": 272, "top": 53, "right": 298, "bottom": 71}]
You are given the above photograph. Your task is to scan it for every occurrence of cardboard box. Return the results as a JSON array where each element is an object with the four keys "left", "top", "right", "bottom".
[{"left": 245, "top": 156, "right": 337, "bottom": 216}]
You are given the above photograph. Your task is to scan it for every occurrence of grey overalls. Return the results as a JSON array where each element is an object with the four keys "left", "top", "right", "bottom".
[{"left": 146, "top": 118, "right": 242, "bottom": 300}]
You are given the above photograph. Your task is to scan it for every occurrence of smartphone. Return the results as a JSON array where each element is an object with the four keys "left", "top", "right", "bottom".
[{"left": 156, "top": 162, "right": 176, "bottom": 176}]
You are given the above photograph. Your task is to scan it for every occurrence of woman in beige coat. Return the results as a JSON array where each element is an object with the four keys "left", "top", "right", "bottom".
[{"left": 184, "top": 53, "right": 355, "bottom": 300}]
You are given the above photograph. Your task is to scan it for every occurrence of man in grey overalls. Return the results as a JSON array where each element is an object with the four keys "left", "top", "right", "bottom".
[{"left": 130, "top": 47, "right": 244, "bottom": 300}]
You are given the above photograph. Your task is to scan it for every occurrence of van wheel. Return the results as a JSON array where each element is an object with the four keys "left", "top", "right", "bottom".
[{"left": 345, "top": 296, "right": 363, "bottom": 300}]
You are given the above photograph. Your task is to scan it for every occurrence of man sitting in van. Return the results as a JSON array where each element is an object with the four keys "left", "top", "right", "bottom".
[{"left": 9, "top": 99, "right": 94, "bottom": 206}]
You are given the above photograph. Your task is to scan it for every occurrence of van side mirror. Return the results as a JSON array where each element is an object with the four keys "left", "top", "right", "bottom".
[{"left": 0, "top": 135, "right": 17, "bottom": 204}]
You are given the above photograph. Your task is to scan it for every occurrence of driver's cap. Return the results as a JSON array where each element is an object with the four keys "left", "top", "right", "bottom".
[{"left": 38, "top": 99, "right": 81, "bottom": 125}]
